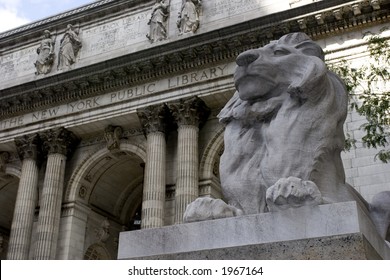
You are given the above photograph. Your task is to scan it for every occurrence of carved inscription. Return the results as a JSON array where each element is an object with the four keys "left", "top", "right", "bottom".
[
  {"left": 206, "top": 0, "right": 261, "bottom": 18},
  {"left": 0, "top": 63, "right": 233, "bottom": 130},
  {"left": 83, "top": 13, "right": 148, "bottom": 56},
  {"left": 0, "top": 47, "right": 36, "bottom": 79}
]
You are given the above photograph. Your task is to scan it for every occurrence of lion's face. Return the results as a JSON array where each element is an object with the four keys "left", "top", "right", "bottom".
[{"left": 234, "top": 36, "right": 326, "bottom": 102}]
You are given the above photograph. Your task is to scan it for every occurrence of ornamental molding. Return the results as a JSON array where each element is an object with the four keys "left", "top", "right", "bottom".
[
  {"left": 40, "top": 127, "right": 79, "bottom": 157},
  {"left": 0, "top": 0, "right": 389, "bottom": 119},
  {"left": 14, "top": 133, "right": 41, "bottom": 162}
]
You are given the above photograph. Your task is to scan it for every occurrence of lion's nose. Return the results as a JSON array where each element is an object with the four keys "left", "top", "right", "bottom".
[{"left": 236, "top": 50, "right": 260, "bottom": 66}]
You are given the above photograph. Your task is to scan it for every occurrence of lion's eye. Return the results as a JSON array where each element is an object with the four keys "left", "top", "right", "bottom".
[{"left": 273, "top": 49, "right": 290, "bottom": 56}]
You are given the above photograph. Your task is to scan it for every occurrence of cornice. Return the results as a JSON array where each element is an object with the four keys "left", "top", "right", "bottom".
[{"left": 0, "top": 0, "right": 389, "bottom": 119}]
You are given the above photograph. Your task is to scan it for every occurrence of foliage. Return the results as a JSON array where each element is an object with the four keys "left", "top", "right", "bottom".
[{"left": 328, "top": 35, "right": 390, "bottom": 163}]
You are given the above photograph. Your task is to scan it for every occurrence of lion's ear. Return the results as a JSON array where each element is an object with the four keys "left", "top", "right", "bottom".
[
  {"left": 287, "top": 57, "right": 328, "bottom": 102},
  {"left": 218, "top": 92, "right": 243, "bottom": 123}
]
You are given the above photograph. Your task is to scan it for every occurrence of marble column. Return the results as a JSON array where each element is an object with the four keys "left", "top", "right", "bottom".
[
  {"left": 33, "top": 128, "right": 78, "bottom": 260},
  {"left": 137, "top": 104, "right": 170, "bottom": 229},
  {"left": 169, "top": 97, "right": 210, "bottom": 224},
  {"left": 7, "top": 134, "right": 40, "bottom": 260}
]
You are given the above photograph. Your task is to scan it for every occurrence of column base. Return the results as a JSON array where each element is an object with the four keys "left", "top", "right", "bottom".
[{"left": 118, "top": 201, "right": 390, "bottom": 260}]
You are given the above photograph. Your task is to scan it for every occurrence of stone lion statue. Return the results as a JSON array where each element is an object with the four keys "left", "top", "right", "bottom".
[{"left": 184, "top": 33, "right": 390, "bottom": 242}]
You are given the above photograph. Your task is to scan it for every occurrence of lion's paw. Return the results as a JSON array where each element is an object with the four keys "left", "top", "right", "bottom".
[
  {"left": 183, "top": 197, "right": 243, "bottom": 223},
  {"left": 266, "top": 176, "right": 322, "bottom": 212}
]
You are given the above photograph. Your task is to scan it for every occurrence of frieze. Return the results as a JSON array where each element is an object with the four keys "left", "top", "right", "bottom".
[{"left": 0, "top": 63, "right": 233, "bottom": 131}]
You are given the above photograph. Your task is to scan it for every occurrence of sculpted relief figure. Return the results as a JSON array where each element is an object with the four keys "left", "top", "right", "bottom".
[
  {"left": 34, "top": 30, "right": 55, "bottom": 75},
  {"left": 58, "top": 24, "right": 82, "bottom": 70},
  {"left": 184, "top": 33, "right": 390, "bottom": 241},
  {"left": 177, "top": 0, "right": 201, "bottom": 35},
  {"left": 146, "top": 0, "right": 170, "bottom": 43},
  {"left": 104, "top": 125, "right": 123, "bottom": 151}
]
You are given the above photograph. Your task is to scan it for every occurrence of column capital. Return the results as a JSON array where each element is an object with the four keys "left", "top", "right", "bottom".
[
  {"left": 137, "top": 104, "right": 171, "bottom": 135},
  {"left": 41, "top": 128, "right": 79, "bottom": 157},
  {"left": 15, "top": 133, "right": 41, "bottom": 162},
  {"left": 169, "top": 96, "right": 210, "bottom": 127}
]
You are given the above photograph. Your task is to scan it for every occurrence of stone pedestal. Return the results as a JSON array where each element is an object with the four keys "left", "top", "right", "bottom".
[{"left": 118, "top": 201, "right": 390, "bottom": 260}]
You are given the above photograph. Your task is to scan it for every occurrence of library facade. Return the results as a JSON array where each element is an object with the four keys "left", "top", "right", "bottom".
[{"left": 0, "top": 0, "right": 390, "bottom": 259}]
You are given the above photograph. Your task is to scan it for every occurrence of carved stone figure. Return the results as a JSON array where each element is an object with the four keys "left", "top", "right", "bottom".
[
  {"left": 177, "top": 0, "right": 201, "bottom": 35},
  {"left": 146, "top": 0, "right": 170, "bottom": 43},
  {"left": 58, "top": 24, "right": 82, "bottom": 70},
  {"left": 34, "top": 30, "right": 55, "bottom": 75},
  {"left": 95, "top": 218, "right": 110, "bottom": 243},
  {"left": 183, "top": 33, "right": 390, "bottom": 242},
  {"left": 104, "top": 125, "right": 123, "bottom": 151}
]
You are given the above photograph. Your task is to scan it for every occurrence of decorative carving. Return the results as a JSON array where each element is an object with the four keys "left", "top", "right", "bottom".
[
  {"left": 371, "top": 0, "right": 380, "bottom": 10},
  {"left": 95, "top": 218, "right": 110, "bottom": 243},
  {"left": 177, "top": 0, "right": 202, "bottom": 35},
  {"left": 34, "top": 30, "right": 55, "bottom": 75},
  {"left": 137, "top": 104, "right": 171, "bottom": 135},
  {"left": 168, "top": 96, "right": 210, "bottom": 127},
  {"left": 2, "top": 2, "right": 389, "bottom": 119},
  {"left": 58, "top": 24, "right": 82, "bottom": 70},
  {"left": 146, "top": 0, "right": 170, "bottom": 43},
  {"left": 0, "top": 152, "right": 10, "bottom": 173},
  {"left": 15, "top": 134, "right": 41, "bottom": 161},
  {"left": 104, "top": 125, "right": 123, "bottom": 151},
  {"left": 79, "top": 185, "right": 87, "bottom": 198},
  {"left": 40, "top": 128, "right": 79, "bottom": 156}
]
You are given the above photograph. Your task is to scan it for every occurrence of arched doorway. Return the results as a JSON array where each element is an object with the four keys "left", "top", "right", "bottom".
[
  {"left": 0, "top": 165, "right": 21, "bottom": 259},
  {"left": 63, "top": 141, "right": 146, "bottom": 259}
]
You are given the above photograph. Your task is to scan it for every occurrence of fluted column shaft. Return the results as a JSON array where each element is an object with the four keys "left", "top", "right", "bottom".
[
  {"left": 169, "top": 97, "right": 210, "bottom": 224},
  {"left": 142, "top": 132, "right": 166, "bottom": 228},
  {"left": 7, "top": 135, "right": 40, "bottom": 260},
  {"left": 137, "top": 105, "right": 170, "bottom": 229},
  {"left": 34, "top": 153, "right": 66, "bottom": 259},
  {"left": 175, "top": 125, "right": 199, "bottom": 223},
  {"left": 33, "top": 128, "right": 77, "bottom": 260}
]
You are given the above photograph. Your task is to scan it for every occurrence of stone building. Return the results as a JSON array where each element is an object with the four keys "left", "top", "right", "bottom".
[{"left": 0, "top": 0, "right": 389, "bottom": 260}]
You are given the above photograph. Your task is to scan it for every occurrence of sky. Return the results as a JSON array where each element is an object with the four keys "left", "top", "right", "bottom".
[{"left": 0, "top": 0, "right": 95, "bottom": 33}]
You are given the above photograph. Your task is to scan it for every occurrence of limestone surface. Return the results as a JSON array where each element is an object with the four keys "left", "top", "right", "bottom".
[{"left": 184, "top": 33, "right": 389, "bottom": 230}]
